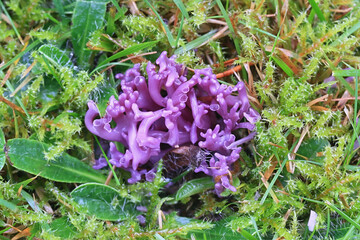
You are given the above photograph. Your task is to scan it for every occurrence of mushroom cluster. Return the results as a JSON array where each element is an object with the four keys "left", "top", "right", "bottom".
[{"left": 85, "top": 52, "right": 260, "bottom": 194}]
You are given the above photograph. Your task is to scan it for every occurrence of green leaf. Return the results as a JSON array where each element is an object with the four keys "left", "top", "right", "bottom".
[
  {"left": 21, "top": 190, "right": 42, "bottom": 212},
  {"left": 173, "top": 0, "right": 189, "bottom": 19},
  {"left": 144, "top": 0, "right": 176, "bottom": 47},
  {"left": 38, "top": 44, "right": 73, "bottom": 68},
  {"left": 71, "top": 183, "right": 139, "bottom": 221},
  {"left": 0, "top": 1, "right": 22, "bottom": 44},
  {"left": 325, "top": 201, "right": 360, "bottom": 232},
  {"left": 331, "top": 20, "right": 360, "bottom": 47},
  {"left": 260, "top": 151, "right": 286, "bottom": 205},
  {"left": 53, "top": 0, "right": 66, "bottom": 22},
  {"left": 308, "top": 0, "right": 325, "bottom": 21},
  {"left": 176, "top": 177, "right": 214, "bottom": 201},
  {"left": 71, "top": 0, "right": 108, "bottom": 67},
  {"left": 215, "top": 0, "right": 241, "bottom": 55},
  {"left": 38, "top": 77, "right": 61, "bottom": 103},
  {"left": 7, "top": 138, "right": 107, "bottom": 183},
  {"left": 174, "top": 30, "right": 217, "bottom": 55},
  {"left": 0, "top": 199, "right": 18, "bottom": 211},
  {"left": 92, "top": 40, "right": 158, "bottom": 74},
  {"left": 50, "top": 217, "right": 78, "bottom": 239},
  {"left": 0, "top": 40, "right": 41, "bottom": 72},
  {"left": 0, "top": 128, "right": 5, "bottom": 171},
  {"left": 271, "top": 55, "right": 294, "bottom": 77},
  {"left": 297, "top": 138, "right": 330, "bottom": 161},
  {"left": 333, "top": 69, "right": 360, "bottom": 77}
]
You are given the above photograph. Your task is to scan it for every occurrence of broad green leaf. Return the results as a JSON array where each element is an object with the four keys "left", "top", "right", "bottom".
[
  {"left": 0, "top": 128, "right": 5, "bottom": 171},
  {"left": 71, "top": 0, "right": 108, "bottom": 67},
  {"left": 176, "top": 177, "right": 214, "bottom": 201},
  {"left": 50, "top": 217, "right": 78, "bottom": 239},
  {"left": 71, "top": 183, "right": 139, "bottom": 221},
  {"left": 38, "top": 77, "right": 61, "bottom": 103},
  {"left": 7, "top": 138, "right": 107, "bottom": 183},
  {"left": 38, "top": 44, "right": 73, "bottom": 68},
  {"left": 297, "top": 138, "right": 330, "bottom": 161}
]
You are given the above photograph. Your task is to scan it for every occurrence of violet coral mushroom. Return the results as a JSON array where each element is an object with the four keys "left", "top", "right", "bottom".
[{"left": 85, "top": 51, "right": 260, "bottom": 195}]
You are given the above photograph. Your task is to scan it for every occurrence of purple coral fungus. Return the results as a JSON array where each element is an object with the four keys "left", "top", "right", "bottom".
[{"left": 85, "top": 51, "right": 260, "bottom": 195}]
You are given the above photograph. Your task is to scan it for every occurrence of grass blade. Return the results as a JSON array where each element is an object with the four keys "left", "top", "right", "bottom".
[
  {"left": 260, "top": 151, "right": 286, "bottom": 204},
  {"left": 94, "top": 135, "right": 120, "bottom": 186},
  {"left": 322, "top": 54, "right": 356, "bottom": 96},
  {"left": 93, "top": 40, "right": 158, "bottom": 72},
  {"left": 250, "top": 216, "right": 262, "bottom": 240},
  {"left": 0, "top": 40, "right": 40, "bottom": 72},
  {"left": 238, "top": 20, "right": 282, "bottom": 40},
  {"left": 333, "top": 69, "right": 360, "bottom": 77},
  {"left": 272, "top": 55, "right": 294, "bottom": 77},
  {"left": 287, "top": 193, "right": 360, "bottom": 233},
  {"left": 174, "top": 30, "right": 217, "bottom": 55},
  {"left": 308, "top": 0, "right": 325, "bottom": 21},
  {"left": 173, "top": 0, "right": 189, "bottom": 19},
  {"left": 144, "top": 0, "right": 176, "bottom": 47},
  {"left": 175, "top": 14, "right": 184, "bottom": 47},
  {"left": 0, "top": 1, "right": 23, "bottom": 44},
  {"left": 343, "top": 213, "right": 360, "bottom": 240},
  {"left": 215, "top": 0, "right": 241, "bottom": 55},
  {"left": 325, "top": 201, "right": 360, "bottom": 232},
  {"left": 331, "top": 20, "right": 360, "bottom": 47},
  {"left": 0, "top": 199, "right": 18, "bottom": 211}
]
